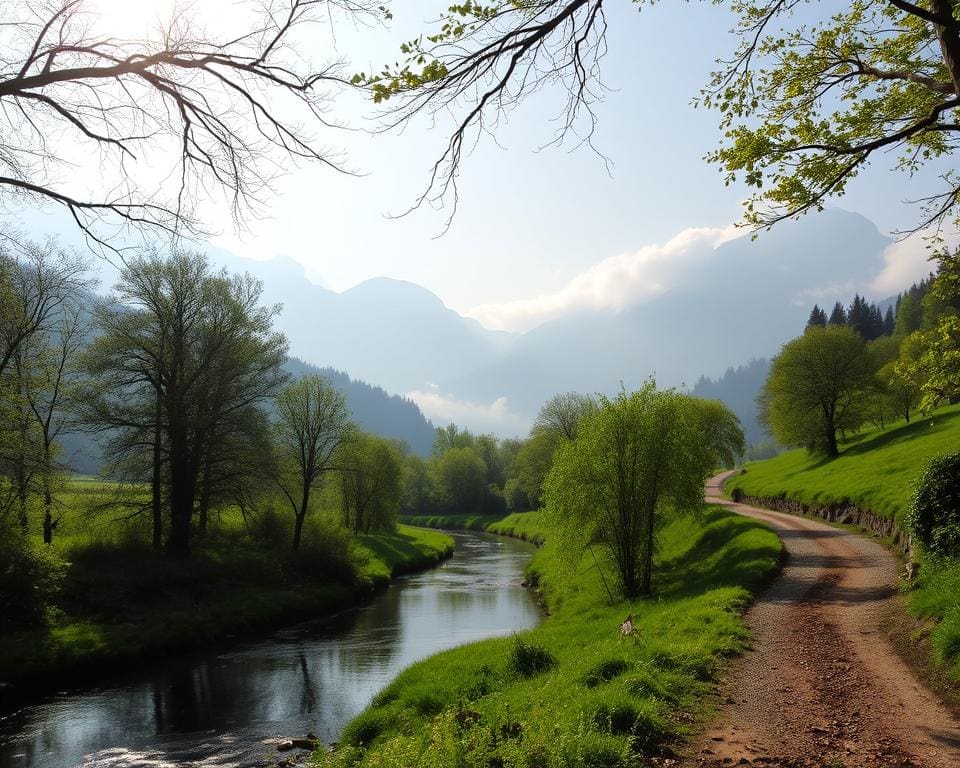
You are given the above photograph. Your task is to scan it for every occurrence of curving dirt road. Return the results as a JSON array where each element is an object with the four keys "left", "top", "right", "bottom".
[{"left": 679, "top": 471, "right": 960, "bottom": 768}]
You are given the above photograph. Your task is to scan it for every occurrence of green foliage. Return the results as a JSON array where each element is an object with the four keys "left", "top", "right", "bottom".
[
  {"left": 318, "top": 507, "right": 781, "bottom": 768},
  {"left": 908, "top": 453, "right": 960, "bottom": 558},
  {"left": 760, "top": 326, "right": 876, "bottom": 456},
  {"left": 339, "top": 432, "right": 403, "bottom": 534},
  {"left": 545, "top": 382, "right": 744, "bottom": 597},
  {"left": 704, "top": 0, "right": 960, "bottom": 230},
  {"left": 506, "top": 636, "right": 557, "bottom": 678},
  {"left": 0, "top": 529, "right": 67, "bottom": 631}
]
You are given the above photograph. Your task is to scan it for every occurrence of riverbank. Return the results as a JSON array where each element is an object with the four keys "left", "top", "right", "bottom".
[
  {"left": 318, "top": 507, "right": 781, "bottom": 768},
  {"left": 0, "top": 525, "right": 454, "bottom": 704},
  {"left": 725, "top": 405, "right": 960, "bottom": 687}
]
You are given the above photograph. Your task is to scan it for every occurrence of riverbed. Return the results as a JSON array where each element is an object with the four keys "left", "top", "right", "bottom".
[{"left": 0, "top": 530, "right": 542, "bottom": 768}]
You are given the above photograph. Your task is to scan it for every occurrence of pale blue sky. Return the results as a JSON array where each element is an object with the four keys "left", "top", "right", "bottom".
[{"left": 203, "top": 0, "right": 943, "bottom": 320}]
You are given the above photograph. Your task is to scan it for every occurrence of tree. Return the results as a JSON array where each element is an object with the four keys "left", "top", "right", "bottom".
[
  {"left": 338, "top": 433, "right": 402, "bottom": 534},
  {"left": 884, "top": 306, "right": 896, "bottom": 336},
  {"left": 760, "top": 326, "right": 877, "bottom": 457},
  {"left": 85, "top": 250, "right": 287, "bottom": 555},
  {"left": 274, "top": 375, "right": 352, "bottom": 551},
  {"left": 0, "top": 0, "right": 380, "bottom": 246},
  {"left": 0, "top": 240, "right": 91, "bottom": 531},
  {"left": 363, "top": 1, "right": 960, "bottom": 232},
  {"left": 435, "top": 446, "right": 487, "bottom": 515},
  {"left": 828, "top": 302, "right": 848, "bottom": 326},
  {"left": 806, "top": 305, "right": 828, "bottom": 330},
  {"left": 544, "top": 383, "right": 743, "bottom": 597},
  {"left": 532, "top": 392, "right": 595, "bottom": 441}
]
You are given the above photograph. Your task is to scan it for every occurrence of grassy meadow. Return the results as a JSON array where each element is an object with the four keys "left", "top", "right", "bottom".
[
  {"left": 726, "top": 403, "right": 960, "bottom": 679},
  {"left": 317, "top": 507, "right": 781, "bottom": 768},
  {"left": 0, "top": 477, "right": 453, "bottom": 693}
]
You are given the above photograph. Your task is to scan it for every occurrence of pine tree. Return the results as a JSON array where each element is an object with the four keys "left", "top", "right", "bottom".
[
  {"left": 847, "top": 294, "right": 870, "bottom": 338},
  {"left": 883, "top": 306, "right": 895, "bottom": 336},
  {"left": 806, "top": 304, "right": 828, "bottom": 330},
  {"left": 828, "top": 301, "right": 847, "bottom": 326}
]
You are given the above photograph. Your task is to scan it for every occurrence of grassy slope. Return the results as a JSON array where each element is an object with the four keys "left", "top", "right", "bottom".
[
  {"left": 397, "top": 514, "right": 506, "bottom": 531},
  {"left": 318, "top": 508, "right": 781, "bottom": 768},
  {"left": 0, "top": 522, "right": 453, "bottom": 691},
  {"left": 726, "top": 403, "right": 960, "bottom": 523},
  {"left": 726, "top": 404, "right": 960, "bottom": 679}
]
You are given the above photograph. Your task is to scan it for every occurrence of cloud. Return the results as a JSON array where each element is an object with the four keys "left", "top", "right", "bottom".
[
  {"left": 870, "top": 230, "right": 957, "bottom": 296},
  {"left": 407, "top": 389, "right": 530, "bottom": 436},
  {"left": 466, "top": 224, "right": 741, "bottom": 333}
]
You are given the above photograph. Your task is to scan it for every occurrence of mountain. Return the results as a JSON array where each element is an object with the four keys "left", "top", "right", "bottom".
[
  {"left": 442, "top": 210, "right": 891, "bottom": 416},
  {"left": 690, "top": 359, "right": 771, "bottom": 446},
  {"left": 283, "top": 358, "right": 436, "bottom": 455}
]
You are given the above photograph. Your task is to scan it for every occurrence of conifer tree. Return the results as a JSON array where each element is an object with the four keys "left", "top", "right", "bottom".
[
  {"left": 883, "top": 306, "right": 896, "bottom": 337},
  {"left": 806, "top": 305, "right": 828, "bottom": 330},
  {"left": 828, "top": 302, "right": 847, "bottom": 326}
]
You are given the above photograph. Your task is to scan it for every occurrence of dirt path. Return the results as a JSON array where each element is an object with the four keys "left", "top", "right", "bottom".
[{"left": 679, "top": 471, "right": 960, "bottom": 768}]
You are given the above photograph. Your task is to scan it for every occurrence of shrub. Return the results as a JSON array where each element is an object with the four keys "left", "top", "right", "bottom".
[
  {"left": 582, "top": 658, "right": 630, "bottom": 688},
  {"left": 506, "top": 635, "right": 557, "bottom": 678},
  {"left": 908, "top": 453, "right": 960, "bottom": 558},
  {"left": 730, "top": 487, "right": 744, "bottom": 503},
  {"left": 0, "top": 531, "right": 67, "bottom": 631}
]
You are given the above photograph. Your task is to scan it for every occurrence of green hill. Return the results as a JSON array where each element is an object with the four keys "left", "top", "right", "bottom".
[
  {"left": 727, "top": 403, "right": 960, "bottom": 682},
  {"left": 726, "top": 403, "right": 960, "bottom": 523}
]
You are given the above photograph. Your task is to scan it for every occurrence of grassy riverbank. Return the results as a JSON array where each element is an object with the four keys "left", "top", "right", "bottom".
[
  {"left": 0, "top": 522, "right": 453, "bottom": 696},
  {"left": 726, "top": 403, "right": 960, "bottom": 681},
  {"left": 318, "top": 507, "right": 780, "bottom": 768},
  {"left": 398, "top": 514, "right": 506, "bottom": 531}
]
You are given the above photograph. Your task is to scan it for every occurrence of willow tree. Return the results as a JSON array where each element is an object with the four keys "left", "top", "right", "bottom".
[
  {"left": 364, "top": 0, "right": 960, "bottom": 231},
  {"left": 544, "top": 383, "right": 743, "bottom": 598}
]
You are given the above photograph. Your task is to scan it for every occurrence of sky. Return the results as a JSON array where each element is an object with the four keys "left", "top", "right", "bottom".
[{"left": 22, "top": 0, "right": 950, "bottom": 331}]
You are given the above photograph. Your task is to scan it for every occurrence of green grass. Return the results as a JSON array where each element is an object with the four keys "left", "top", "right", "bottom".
[
  {"left": 0, "top": 479, "right": 454, "bottom": 693},
  {"left": 487, "top": 511, "right": 549, "bottom": 545},
  {"left": 726, "top": 403, "right": 960, "bottom": 523},
  {"left": 318, "top": 507, "right": 781, "bottom": 768},
  {"left": 397, "top": 513, "right": 508, "bottom": 531},
  {"left": 726, "top": 403, "right": 960, "bottom": 679}
]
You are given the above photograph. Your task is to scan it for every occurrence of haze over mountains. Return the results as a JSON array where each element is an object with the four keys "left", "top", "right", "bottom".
[
  {"left": 203, "top": 209, "right": 905, "bottom": 436},
  {"left": 17, "top": 206, "right": 923, "bottom": 444}
]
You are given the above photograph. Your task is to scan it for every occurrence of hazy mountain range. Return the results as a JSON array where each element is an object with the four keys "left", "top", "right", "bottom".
[
  {"left": 199, "top": 209, "right": 897, "bottom": 437},
  {"left": 16, "top": 206, "right": 915, "bottom": 447}
]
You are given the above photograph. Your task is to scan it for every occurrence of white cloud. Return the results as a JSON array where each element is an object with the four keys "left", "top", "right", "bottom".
[
  {"left": 870, "top": 230, "right": 957, "bottom": 296},
  {"left": 407, "top": 390, "right": 530, "bottom": 436},
  {"left": 466, "top": 224, "right": 741, "bottom": 333}
]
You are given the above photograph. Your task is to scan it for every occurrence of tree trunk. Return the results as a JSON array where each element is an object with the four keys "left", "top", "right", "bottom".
[
  {"left": 166, "top": 411, "right": 196, "bottom": 558},
  {"left": 292, "top": 487, "right": 310, "bottom": 551},
  {"left": 152, "top": 394, "right": 163, "bottom": 551},
  {"left": 931, "top": 0, "right": 960, "bottom": 97},
  {"left": 198, "top": 455, "right": 211, "bottom": 535},
  {"left": 41, "top": 444, "right": 53, "bottom": 545}
]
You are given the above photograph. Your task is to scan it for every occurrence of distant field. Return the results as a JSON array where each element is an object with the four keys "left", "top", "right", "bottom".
[{"left": 727, "top": 403, "right": 960, "bottom": 522}]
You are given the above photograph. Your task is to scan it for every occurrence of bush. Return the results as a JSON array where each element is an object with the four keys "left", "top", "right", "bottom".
[
  {"left": 506, "top": 635, "right": 557, "bottom": 678},
  {"left": 0, "top": 531, "right": 67, "bottom": 632},
  {"left": 908, "top": 453, "right": 960, "bottom": 558},
  {"left": 582, "top": 658, "right": 629, "bottom": 688},
  {"left": 730, "top": 487, "right": 744, "bottom": 503}
]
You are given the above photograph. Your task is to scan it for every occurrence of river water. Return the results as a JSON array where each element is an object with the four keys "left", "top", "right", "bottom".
[{"left": 0, "top": 531, "right": 542, "bottom": 768}]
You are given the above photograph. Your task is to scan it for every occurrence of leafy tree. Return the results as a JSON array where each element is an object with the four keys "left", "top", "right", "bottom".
[
  {"left": 806, "top": 305, "right": 828, "bottom": 330},
  {"left": 895, "top": 291, "right": 925, "bottom": 336},
  {"left": 544, "top": 383, "right": 743, "bottom": 597},
  {"left": 760, "top": 326, "right": 876, "bottom": 457},
  {"left": 274, "top": 375, "right": 352, "bottom": 551},
  {"left": 897, "top": 251, "right": 960, "bottom": 410},
  {"left": 507, "top": 432, "right": 558, "bottom": 510},
  {"left": 435, "top": 446, "right": 487, "bottom": 515},
  {"left": 339, "top": 433, "right": 402, "bottom": 534},
  {"left": 85, "top": 250, "right": 287, "bottom": 555},
  {"left": 532, "top": 392, "right": 595, "bottom": 441}
]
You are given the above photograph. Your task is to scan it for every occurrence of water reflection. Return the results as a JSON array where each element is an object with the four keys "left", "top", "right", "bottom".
[{"left": 0, "top": 532, "right": 541, "bottom": 768}]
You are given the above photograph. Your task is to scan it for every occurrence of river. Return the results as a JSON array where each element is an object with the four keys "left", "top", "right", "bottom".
[{"left": 0, "top": 530, "right": 542, "bottom": 768}]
